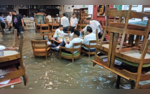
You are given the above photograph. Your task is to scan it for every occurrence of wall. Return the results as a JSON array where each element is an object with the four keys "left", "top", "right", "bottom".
[
  {"left": 64, "top": 5, "right": 74, "bottom": 12},
  {"left": 14, "top": 5, "right": 28, "bottom": 14},
  {"left": 74, "top": 5, "right": 88, "bottom": 9}
]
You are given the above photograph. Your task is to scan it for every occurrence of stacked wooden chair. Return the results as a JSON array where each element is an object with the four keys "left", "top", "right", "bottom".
[
  {"left": 0, "top": 32, "right": 28, "bottom": 88},
  {"left": 50, "top": 18, "right": 60, "bottom": 33},
  {"left": 34, "top": 12, "right": 50, "bottom": 39},
  {"left": 93, "top": 5, "right": 150, "bottom": 89}
]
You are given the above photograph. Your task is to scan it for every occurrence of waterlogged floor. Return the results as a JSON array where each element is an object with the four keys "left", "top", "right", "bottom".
[{"left": 0, "top": 30, "right": 135, "bottom": 89}]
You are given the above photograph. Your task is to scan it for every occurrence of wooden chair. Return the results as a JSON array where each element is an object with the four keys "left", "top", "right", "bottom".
[
  {"left": 142, "top": 5, "right": 150, "bottom": 21},
  {"left": 93, "top": 5, "right": 127, "bottom": 67},
  {"left": 100, "top": 5, "right": 150, "bottom": 53},
  {"left": 34, "top": 12, "right": 50, "bottom": 36},
  {"left": 81, "top": 30, "right": 98, "bottom": 57},
  {"left": 110, "top": 38, "right": 150, "bottom": 89},
  {"left": 0, "top": 33, "right": 28, "bottom": 88},
  {"left": 81, "top": 40, "right": 97, "bottom": 57},
  {"left": 31, "top": 40, "right": 51, "bottom": 59},
  {"left": 49, "top": 18, "right": 60, "bottom": 33},
  {"left": 93, "top": 5, "right": 150, "bottom": 89},
  {"left": 59, "top": 42, "right": 82, "bottom": 63}
]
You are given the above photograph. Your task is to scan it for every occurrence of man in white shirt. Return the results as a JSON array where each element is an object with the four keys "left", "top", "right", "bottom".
[
  {"left": 46, "top": 14, "right": 52, "bottom": 23},
  {"left": 6, "top": 12, "right": 12, "bottom": 31},
  {"left": 52, "top": 25, "right": 67, "bottom": 40},
  {"left": 81, "top": 18, "right": 106, "bottom": 41},
  {"left": 50, "top": 30, "right": 82, "bottom": 53},
  {"left": 61, "top": 13, "right": 69, "bottom": 33},
  {"left": 70, "top": 13, "right": 78, "bottom": 33},
  {"left": 82, "top": 26, "right": 96, "bottom": 52},
  {"left": 56, "top": 14, "right": 60, "bottom": 23}
]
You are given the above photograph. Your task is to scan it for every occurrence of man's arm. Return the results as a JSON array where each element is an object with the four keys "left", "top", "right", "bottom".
[
  {"left": 81, "top": 25, "right": 87, "bottom": 33},
  {"left": 75, "top": 18, "right": 78, "bottom": 29},
  {"left": 82, "top": 36, "right": 88, "bottom": 44},
  {"left": 21, "top": 19, "right": 24, "bottom": 27},
  {"left": 65, "top": 40, "right": 73, "bottom": 48},
  {"left": 61, "top": 18, "right": 63, "bottom": 25},
  {"left": 69, "top": 18, "right": 71, "bottom": 26}
]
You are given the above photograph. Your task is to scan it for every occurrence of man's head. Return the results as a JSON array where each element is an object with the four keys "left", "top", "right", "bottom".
[
  {"left": 9, "top": 12, "right": 12, "bottom": 16},
  {"left": 87, "top": 26, "right": 92, "bottom": 34},
  {"left": 73, "top": 30, "right": 80, "bottom": 38},
  {"left": 84, "top": 18, "right": 91, "bottom": 24},
  {"left": 62, "top": 13, "right": 66, "bottom": 17},
  {"left": 12, "top": 10, "right": 17, "bottom": 15},
  {"left": 56, "top": 14, "right": 59, "bottom": 17},
  {"left": 72, "top": 13, "right": 76, "bottom": 18},
  {"left": 59, "top": 25, "right": 63, "bottom": 31}
]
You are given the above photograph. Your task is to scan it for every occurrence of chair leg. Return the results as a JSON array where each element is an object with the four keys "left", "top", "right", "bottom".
[
  {"left": 46, "top": 55, "right": 47, "bottom": 59},
  {"left": 88, "top": 54, "right": 90, "bottom": 58},
  {"left": 72, "top": 58, "right": 74, "bottom": 63},
  {"left": 116, "top": 75, "right": 121, "bottom": 89},
  {"left": 59, "top": 56, "right": 61, "bottom": 60},
  {"left": 130, "top": 80, "right": 135, "bottom": 89},
  {"left": 135, "top": 80, "right": 140, "bottom": 89},
  {"left": 93, "top": 62, "right": 96, "bottom": 67},
  {"left": 23, "top": 73, "right": 28, "bottom": 86}
]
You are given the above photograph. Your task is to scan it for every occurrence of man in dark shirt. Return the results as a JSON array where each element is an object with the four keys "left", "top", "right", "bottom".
[{"left": 12, "top": 10, "right": 24, "bottom": 37}]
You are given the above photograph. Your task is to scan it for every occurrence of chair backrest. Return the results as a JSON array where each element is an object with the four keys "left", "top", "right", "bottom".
[
  {"left": 142, "top": 5, "right": 150, "bottom": 21},
  {"left": 34, "top": 14, "right": 45, "bottom": 24},
  {"left": 72, "top": 42, "right": 82, "bottom": 52},
  {"left": 31, "top": 40, "right": 47, "bottom": 52},
  {"left": 84, "top": 40, "right": 97, "bottom": 49},
  {"left": 100, "top": 5, "right": 150, "bottom": 52}
]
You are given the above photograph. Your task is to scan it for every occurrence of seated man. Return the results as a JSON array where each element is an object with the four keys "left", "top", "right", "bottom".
[
  {"left": 81, "top": 18, "right": 106, "bottom": 41},
  {"left": 50, "top": 25, "right": 68, "bottom": 45},
  {"left": 49, "top": 30, "right": 82, "bottom": 53},
  {"left": 82, "top": 26, "right": 96, "bottom": 52}
]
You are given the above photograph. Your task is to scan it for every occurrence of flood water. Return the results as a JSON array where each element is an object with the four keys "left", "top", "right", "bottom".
[{"left": 0, "top": 30, "right": 139, "bottom": 89}]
